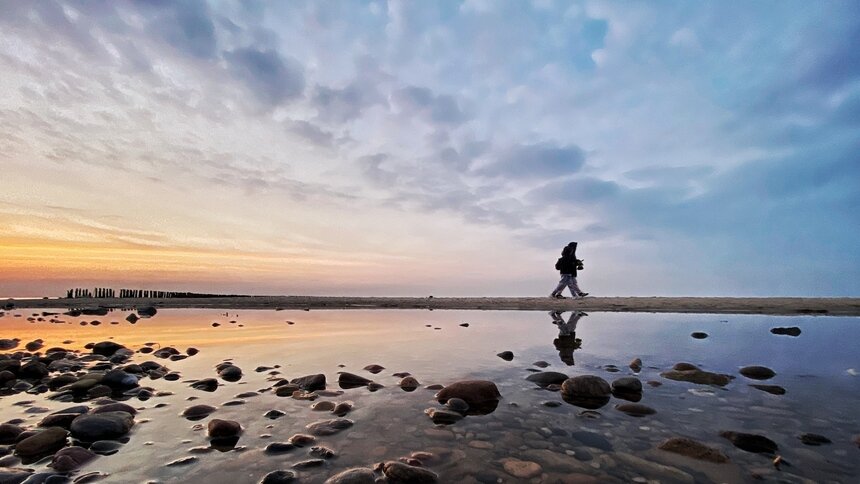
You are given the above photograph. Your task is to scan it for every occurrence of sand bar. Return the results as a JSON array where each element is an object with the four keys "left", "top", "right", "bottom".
[{"left": 3, "top": 296, "right": 860, "bottom": 316}]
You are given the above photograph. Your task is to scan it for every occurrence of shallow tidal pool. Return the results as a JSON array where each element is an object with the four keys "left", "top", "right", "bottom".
[{"left": 0, "top": 308, "right": 858, "bottom": 483}]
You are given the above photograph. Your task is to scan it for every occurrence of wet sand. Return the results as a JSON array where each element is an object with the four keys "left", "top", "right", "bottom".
[{"left": 5, "top": 296, "right": 860, "bottom": 315}]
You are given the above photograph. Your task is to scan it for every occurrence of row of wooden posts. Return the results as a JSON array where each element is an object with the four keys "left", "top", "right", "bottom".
[{"left": 64, "top": 288, "right": 229, "bottom": 299}]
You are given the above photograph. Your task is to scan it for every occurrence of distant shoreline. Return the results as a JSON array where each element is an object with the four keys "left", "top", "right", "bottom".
[{"left": 3, "top": 296, "right": 860, "bottom": 316}]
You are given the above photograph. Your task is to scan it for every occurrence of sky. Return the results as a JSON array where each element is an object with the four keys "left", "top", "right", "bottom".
[{"left": 0, "top": 0, "right": 858, "bottom": 298}]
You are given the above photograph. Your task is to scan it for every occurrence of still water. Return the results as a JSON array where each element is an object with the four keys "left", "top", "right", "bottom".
[{"left": 0, "top": 309, "right": 857, "bottom": 483}]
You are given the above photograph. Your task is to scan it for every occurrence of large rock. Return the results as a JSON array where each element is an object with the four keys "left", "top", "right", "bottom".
[
  {"left": 658, "top": 437, "right": 729, "bottom": 463},
  {"left": 561, "top": 376, "right": 611, "bottom": 409},
  {"left": 14, "top": 427, "right": 68, "bottom": 458},
  {"left": 382, "top": 461, "right": 438, "bottom": 483},
  {"left": 324, "top": 467, "right": 376, "bottom": 484},
  {"left": 435, "top": 380, "right": 501, "bottom": 414},
  {"left": 525, "top": 371, "right": 568, "bottom": 387},
  {"left": 291, "top": 374, "right": 326, "bottom": 391},
  {"left": 70, "top": 412, "right": 135, "bottom": 441},
  {"left": 720, "top": 431, "right": 778, "bottom": 454},
  {"left": 51, "top": 446, "right": 96, "bottom": 472}
]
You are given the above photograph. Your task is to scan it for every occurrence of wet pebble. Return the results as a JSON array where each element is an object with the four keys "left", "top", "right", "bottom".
[
  {"left": 292, "top": 458, "right": 325, "bottom": 469},
  {"left": 739, "top": 366, "right": 776, "bottom": 380},
  {"left": 264, "top": 410, "right": 286, "bottom": 419},
  {"left": 770, "top": 327, "right": 801, "bottom": 337},
  {"left": 383, "top": 461, "right": 438, "bottom": 483},
  {"left": 720, "top": 431, "right": 778, "bottom": 454},
  {"left": 749, "top": 384, "right": 786, "bottom": 395},
  {"left": 615, "top": 403, "right": 656, "bottom": 417},
  {"left": 323, "top": 467, "right": 375, "bottom": 484},
  {"left": 799, "top": 433, "right": 831, "bottom": 446},
  {"left": 657, "top": 437, "right": 729, "bottom": 463},
  {"left": 260, "top": 470, "right": 296, "bottom": 483},
  {"left": 399, "top": 376, "right": 419, "bottom": 391},
  {"left": 182, "top": 405, "right": 216, "bottom": 420},
  {"left": 309, "top": 445, "right": 336, "bottom": 458},
  {"left": 165, "top": 456, "right": 197, "bottom": 467},
  {"left": 502, "top": 458, "right": 542, "bottom": 479},
  {"left": 50, "top": 446, "right": 96, "bottom": 472},
  {"left": 306, "top": 418, "right": 353, "bottom": 436},
  {"left": 288, "top": 434, "right": 316, "bottom": 446},
  {"left": 264, "top": 442, "right": 295, "bottom": 454},
  {"left": 311, "top": 401, "right": 335, "bottom": 412}
]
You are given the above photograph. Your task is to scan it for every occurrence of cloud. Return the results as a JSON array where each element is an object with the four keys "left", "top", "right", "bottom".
[
  {"left": 224, "top": 47, "right": 305, "bottom": 105},
  {"left": 139, "top": 0, "right": 218, "bottom": 59},
  {"left": 390, "top": 85, "right": 468, "bottom": 126},
  {"left": 477, "top": 143, "right": 586, "bottom": 179}
]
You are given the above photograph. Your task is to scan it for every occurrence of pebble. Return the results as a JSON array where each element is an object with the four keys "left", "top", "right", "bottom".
[
  {"left": 288, "top": 434, "right": 316, "bottom": 446},
  {"left": 50, "top": 446, "right": 96, "bottom": 472},
  {"left": 264, "top": 442, "right": 295, "bottom": 454},
  {"left": 14, "top": 427, "right": 69, "bottom": 458},
  {"left": 292, "top": 458, "right": 325, "bottom": 469},
  {"left": 770, "top": 327, "right": 801, "bottom": 336},
  {"left": 720, "top": 431, "right": 778, "bottom": 454},
  {"left": 311, "top": 401, "right": 336, "bottom": 412},
  {"left": 383, "top": 461, "right": 438, "bottom": 483},
  {"left": 502, "top": 458, "right": 542, "bottom": 478},
  {"left": 165, "top": 456, "right": 198, "bottom": 467},
  {"left": 323, "top": 467, "right": 375, "bottom": 484},
  {"left": 306, "top": 418, "right": 354, "bottom": 436},
  {"left": 207, "top": 419, "right": 242, "bottom": 439},
  {"left": 799, "top": 433, "right": 831, "bottom": 446},
  {"left": 739, "top": 366, "right": 776, "bottom": 380},
  {"left": 615, "top": 403, "right": 656, "bottom": 417},
  {"left": 496, "top": 351, "right": 514, "bottom": 361},
  {"left": 657, "top": 437, "right": 729, "bottom": 463},
  {"left": 264, "top": 410, "right": 286, "bottom": 419},
  {"left": 182, "top": 405, "right": 217, "bottom": 420},
  {"left": 260, "top": 470, "right": 296, "bottom": 483}
]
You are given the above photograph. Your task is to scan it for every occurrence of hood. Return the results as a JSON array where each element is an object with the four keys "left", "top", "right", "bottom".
[{"left": 562, "top": 242, "right": 577, "bottom": 256}]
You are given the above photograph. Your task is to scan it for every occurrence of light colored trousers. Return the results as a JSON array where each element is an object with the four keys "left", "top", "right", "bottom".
[{"left": 551, "top": 274, "right": 584, "bottom": 297}]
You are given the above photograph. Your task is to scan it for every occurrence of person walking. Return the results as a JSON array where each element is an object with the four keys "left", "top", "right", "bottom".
[{"left": 550, "top": 241, "right": 589, "bottom": 298}]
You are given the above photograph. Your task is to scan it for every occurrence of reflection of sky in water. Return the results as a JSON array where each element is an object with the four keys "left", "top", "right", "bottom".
[{"left": 0, "top": 309, "right": 857, "bottom": 482}]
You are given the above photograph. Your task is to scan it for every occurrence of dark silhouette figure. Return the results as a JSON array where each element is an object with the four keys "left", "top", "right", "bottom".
[{"left": 550, "top": 310, "right": 585, "bottom": 365}]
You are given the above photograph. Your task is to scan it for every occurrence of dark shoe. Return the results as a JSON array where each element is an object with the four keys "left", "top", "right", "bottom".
[
  {"left": 578, "top": 292, "right": 589, "bottom": 298},
  {"left": 550, "top": 294, "right": 566, "bottom": 299}
]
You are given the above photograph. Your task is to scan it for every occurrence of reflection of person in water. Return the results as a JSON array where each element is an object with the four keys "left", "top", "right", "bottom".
[{"left": 550, "top": 310, "right": 585, "bottom": 365}]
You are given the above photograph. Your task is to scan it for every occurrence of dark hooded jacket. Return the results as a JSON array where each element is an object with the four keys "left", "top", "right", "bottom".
[{"left": 555, "top": 242, "right": 579, "bottom": 276}]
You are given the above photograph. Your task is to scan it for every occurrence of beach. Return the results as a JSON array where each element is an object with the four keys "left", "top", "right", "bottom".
[{"left": 5, "top": 296, "right": 860, "bottom": 316}]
